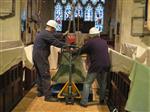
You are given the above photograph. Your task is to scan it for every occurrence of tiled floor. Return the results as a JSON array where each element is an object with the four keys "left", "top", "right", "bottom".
[{"left": 12, "top": 84, "right": 109, "bottom": 112}]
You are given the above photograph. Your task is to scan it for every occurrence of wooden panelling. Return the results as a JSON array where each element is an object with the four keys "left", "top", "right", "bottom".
[
  {"left": 0, "top": 61, "right": 23, "bottom": 112},
  {"left": 108, "top": 72, "right": 130, "bottom": 112},
  {"left": 24, "top": 67, "right": 37, "bottom": 91},
  {"left": 4, "top": 85, "right": 13, "bottom": 112},
  {"left": 0, "top": 91, "right": 4, "bottom": 112}
]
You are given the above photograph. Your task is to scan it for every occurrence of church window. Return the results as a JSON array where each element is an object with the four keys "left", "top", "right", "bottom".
[{"left": 54, "top": 0, "right": 104, "bottom": 32}]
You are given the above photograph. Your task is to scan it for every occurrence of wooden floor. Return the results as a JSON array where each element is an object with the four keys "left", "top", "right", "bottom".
[
  {"left": 12, "top": 85, "right": 109, "bottom": 112},
  {"left": 12, "top": 68, "right": 109, "bottom": 112}
]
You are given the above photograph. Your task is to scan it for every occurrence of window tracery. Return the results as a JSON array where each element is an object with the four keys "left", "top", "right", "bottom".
[
  {"left": 54, "top": 2, "right": 63, "bottom": 31},
  {"left": 84, "top": 3, "right": 93, "bottom": 21},
  {"left": 54, "top": 0, "right": 104, "bottom": 32},
  {"left": 74, "top": 3, "right": 83, "bottom": 18},
  {"left": 95, "top": 4, "right": 104, "bottom": 31}
]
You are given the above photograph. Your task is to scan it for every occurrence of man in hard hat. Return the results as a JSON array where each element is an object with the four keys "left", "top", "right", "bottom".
[
  {"left": 74, "top": 27, "right": 110, "bottom": 107},
  {"left": 33, "top": 20, "right": 68, "bottom": 102}
]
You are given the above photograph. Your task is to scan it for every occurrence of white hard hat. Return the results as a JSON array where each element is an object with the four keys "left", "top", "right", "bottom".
[
  {"left": 46, "top": 20, "right": 57, "bottom": 29},
  {"left": 89, "top": 27, "right": 100, "bottom": 34}
]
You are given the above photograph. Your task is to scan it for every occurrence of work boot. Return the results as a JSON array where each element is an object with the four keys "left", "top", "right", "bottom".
[
  {"left": 99, "top": 99, "right": 107, "bottom": 105},
  {"left": 79, "top": 101, "right": 88, "bottom": 107},
  {"left": 80, "top": 102, "right": 87, "bottom": 107},
  {"left": 44, "top": 96, "right": 58, "bottom": 102}
]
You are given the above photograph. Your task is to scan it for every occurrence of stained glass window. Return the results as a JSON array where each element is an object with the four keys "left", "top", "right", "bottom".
[
  {"left": 64, "top": 3, "right": 72, "bottom": 20},
  {"left": 84, "top": 3, "right": 93, "bottom": 21},
  {"left": 81, "top": 0, "right": 88, "bottom": 5},
  {"left": 61, "top": 0, "right": 66, "bottom": 4},
  {"left": 54, "top": 2, "right": 63, "bottom": 31},
  {"left": 74, "top": 3, "right": 83, "bottom": 18},
  {"left": 54, "top": 0, "right": 104, "bottom": 32},
  {"left": 90, "top": 0, "right": 98, "bottom": 5},
  {"left": 95, "top": 4, "right": 104, "bottom": 31},
  {"left": 73, "top": 0, "right": 77, "bottom": 4},
  {"left": 101, "top": 0, "right": 105, "bottom": 4}
]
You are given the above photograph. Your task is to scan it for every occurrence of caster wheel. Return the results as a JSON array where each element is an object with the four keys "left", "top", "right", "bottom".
[{"left": 65, "top": 97, "right": 74, "bottom": 105}]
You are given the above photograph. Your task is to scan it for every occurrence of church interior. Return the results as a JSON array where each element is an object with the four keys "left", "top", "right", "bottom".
[{"left": 0, "top": 0, "right": 150, "bottom": 112}]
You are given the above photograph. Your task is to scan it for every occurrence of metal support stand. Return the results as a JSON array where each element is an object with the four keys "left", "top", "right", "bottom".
[{"left": 57, "top": 45, "right": 81, "bottom": 104}]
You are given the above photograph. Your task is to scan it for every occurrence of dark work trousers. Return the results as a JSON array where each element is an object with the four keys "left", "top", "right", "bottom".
[
  {"left": 80, "top": 71, "right": 108, "bottom": 105},
  {"left": 33, "top": 50, "right": 51, "bottom": 98}
]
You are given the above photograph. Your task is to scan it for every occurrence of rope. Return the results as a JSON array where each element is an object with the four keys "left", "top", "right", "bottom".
[
  {"left": 67, "top": 1, "right": 76, "bottom": 33},
  {"left": 77, "top": 0, "right": 80, "bottom": 31}
]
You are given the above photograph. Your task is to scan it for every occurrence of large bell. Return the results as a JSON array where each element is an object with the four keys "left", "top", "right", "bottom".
[{"left": 52, "top": 52, "right": 86, "bottom": 83}]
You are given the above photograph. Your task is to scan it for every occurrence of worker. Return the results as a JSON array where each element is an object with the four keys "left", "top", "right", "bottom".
[
  {"left": 74, "top": 27, "right": 110, "bottom": 107},
  {"left": 33, "top": 20, "right": 68, "bottom": 102}
]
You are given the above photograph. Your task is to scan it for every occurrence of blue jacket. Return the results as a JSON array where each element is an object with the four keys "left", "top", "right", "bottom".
[{"left": 33, "top": 30, "right": 66, "bottom": 60}]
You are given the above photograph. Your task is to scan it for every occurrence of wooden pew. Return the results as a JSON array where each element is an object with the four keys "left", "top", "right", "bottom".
[
  {"left": 108, "top": 72, "right": 130, "bottom": 112},
  {"left": 0, "top": 61, "right": 23, "bottom": 112}
]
